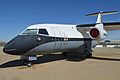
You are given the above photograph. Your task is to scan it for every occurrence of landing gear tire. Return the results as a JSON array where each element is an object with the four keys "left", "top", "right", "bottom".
[
  {"left": 26, "top": 62, "right": 32, "bottom": 67},
  {"left": 21, "top": 55, "right": 37, "bottom": 67},
  {"left": 81, "top": 53, "right": 87, "bottom": 60},
  {"left": 23, "top": 61, "right": 32, "bottom": 67},
  {"left": 86, "top": 53, "right": 92, "bottom": 58}
]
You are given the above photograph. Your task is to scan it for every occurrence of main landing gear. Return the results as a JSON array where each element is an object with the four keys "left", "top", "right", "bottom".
[
  {"left": 21, "top": 55, "right": 37, "bottom": 67},
  {"left": 62, "top": 50, "right": 93, "bottom": 60},
  {"left": 85, "top": 50, "right": 93, "bottom": 58}
]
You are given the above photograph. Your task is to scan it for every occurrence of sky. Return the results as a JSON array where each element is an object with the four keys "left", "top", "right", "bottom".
[{"left": 0, "top": 0, "right": 120, "bottom": 42}]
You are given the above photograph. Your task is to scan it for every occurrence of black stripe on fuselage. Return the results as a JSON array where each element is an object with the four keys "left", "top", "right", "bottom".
[{"left": 4, "top": 34, "right": 92, "bottom": 55}]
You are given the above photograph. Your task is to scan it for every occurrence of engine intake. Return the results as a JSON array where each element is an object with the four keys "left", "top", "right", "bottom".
[{"left": 90, "top": 28, "right": 99, "bottom": 39}]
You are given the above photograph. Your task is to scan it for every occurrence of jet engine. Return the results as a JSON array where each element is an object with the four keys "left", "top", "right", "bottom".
[
  {"left": 89, "top": 28, "right": 99, "bottom": 39},
  {"left": 89, "top": 24, "right": 107, "bottom": 40}
]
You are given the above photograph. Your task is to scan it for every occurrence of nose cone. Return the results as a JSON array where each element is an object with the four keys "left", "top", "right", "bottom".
[
  {"left": 3, "top": 35, "right": 39, "bottom": 55},
  {"left": 3, "top": 35, "right": 28, "bottom": 55},
  {"left": 3, "top": 41, "right": 16, "bottom": 54}
]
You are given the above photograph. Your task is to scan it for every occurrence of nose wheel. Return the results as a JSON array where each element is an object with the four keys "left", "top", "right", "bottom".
[
  {"left": 25, "top": 62, "right": 32, "bottom": 67},
  {"left": 21, "top": 55, "right": 37, "bottom": 67},
  {"left": 23, "top": 60, "right": 32, "bottom": 67}
]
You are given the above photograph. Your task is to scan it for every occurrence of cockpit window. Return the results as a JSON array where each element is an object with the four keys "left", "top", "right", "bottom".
[
  {"left": 22, "top": 29, "right": 38, "bottom": 35},
  {"left": 38, "top": 29, "right": 49, "bottom": 35}
]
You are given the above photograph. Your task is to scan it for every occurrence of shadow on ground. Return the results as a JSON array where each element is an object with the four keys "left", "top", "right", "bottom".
[
  {"left": 91, "top": 56, "right": 120, "bottom": 61},
  {"left": 0, "top": 54, "right": 85, "bottom": 68},
  {"left": 1, "top": 54, "right": 120, "bottom": 68}
]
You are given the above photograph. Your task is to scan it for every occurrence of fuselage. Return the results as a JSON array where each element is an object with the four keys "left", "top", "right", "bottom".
[{"left": 3, "top": 24, "right": 96, "bottom": 56}]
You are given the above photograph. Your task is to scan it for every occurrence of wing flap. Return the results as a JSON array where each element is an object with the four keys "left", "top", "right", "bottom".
[{"left": 104, "top": 22, "right": 120, "bottom": 31}]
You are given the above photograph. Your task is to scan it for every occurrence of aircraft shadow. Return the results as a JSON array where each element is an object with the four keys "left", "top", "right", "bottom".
[
  {"left": 0, "top": 54, "right": 85, "bottom": 68},
  {"left": 91, "top": 56, "right": 120, "bottom": 61},
  {"left": 1, "top": 54, "right": 119, "bottom": 68},
  {"left": 66, "top": 56, "right": 86, "bottom": 62},
  {"left": 0, "top": 59, "right": 22, "bottom": 68},
  {"left": 0, "top": 54, "right": 65, "bottom": 68}
]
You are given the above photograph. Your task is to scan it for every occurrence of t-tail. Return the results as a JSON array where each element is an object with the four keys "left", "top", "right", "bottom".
[{"left": 86, "top": 11, "right": 119, "bottom": 40}]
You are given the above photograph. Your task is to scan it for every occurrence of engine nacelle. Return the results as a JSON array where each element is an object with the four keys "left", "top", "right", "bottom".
[
  {"left": 90, "top": 28, "right": 99, "bottom": 39},
  {"left": 89, "top": 27, "right": 107, "bottom": 40}
]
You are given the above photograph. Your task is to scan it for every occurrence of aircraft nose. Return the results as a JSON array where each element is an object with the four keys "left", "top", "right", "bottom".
[
  {"left": 3, "top": 35, "right": 27, "bottom": 55},
  {"left": 3, "top": 41, "right": 16, "bottom": 54},
  {"left": 3, "top": 35, "right": 39, "bottom": 55}
]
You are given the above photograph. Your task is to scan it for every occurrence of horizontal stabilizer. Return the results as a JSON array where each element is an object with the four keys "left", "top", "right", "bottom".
[{"left": 86, "top": 11, "right": 118, "bottom": 16}]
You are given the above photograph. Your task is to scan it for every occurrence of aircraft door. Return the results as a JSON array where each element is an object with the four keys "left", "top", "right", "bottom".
[
  {"left": 51, "top": 27, "right": 62, "bottom": 50},
  {"left": 61, "top": 32, "right": 69, "bottom": 49}
]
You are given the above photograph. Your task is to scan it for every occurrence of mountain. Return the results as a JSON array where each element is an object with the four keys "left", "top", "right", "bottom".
[{"left": 0, "top": 41, "right": 6, "bottom": 46}]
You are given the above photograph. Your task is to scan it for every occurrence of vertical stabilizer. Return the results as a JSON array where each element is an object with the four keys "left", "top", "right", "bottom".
[{"left": 96, "top": 12, "right": 102, "bottom": 24}]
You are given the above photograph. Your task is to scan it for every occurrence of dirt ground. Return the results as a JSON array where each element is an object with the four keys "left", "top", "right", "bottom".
[{"left": 0, "top": 46, "right": 120, "bottom": 80}]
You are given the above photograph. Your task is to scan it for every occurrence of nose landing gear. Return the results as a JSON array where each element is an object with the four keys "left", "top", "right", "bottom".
[
  {"left": 21, "top": 55, "right": 37, "bottom": 67},
  {"left": 23, "top": 61, "right": 32, "bottom": 67}
]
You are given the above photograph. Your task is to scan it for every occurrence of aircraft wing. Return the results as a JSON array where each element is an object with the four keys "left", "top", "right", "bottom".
[{"left": 77, "top": 22, "right": 120, "bottom": 31}]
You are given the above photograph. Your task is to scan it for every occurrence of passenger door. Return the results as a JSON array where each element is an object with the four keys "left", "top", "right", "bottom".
[{"left": 51, "top": 27, "right": 62, "bottom": 50}]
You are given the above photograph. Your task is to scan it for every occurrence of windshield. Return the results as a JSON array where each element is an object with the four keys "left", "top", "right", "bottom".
[{"left": 22, "top": 29, "right": 38, "bottom": 35}]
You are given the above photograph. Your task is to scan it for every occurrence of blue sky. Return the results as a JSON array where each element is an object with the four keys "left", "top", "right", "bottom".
[{"left": 0, "top": 0, "right": 120, "bottom": 42}]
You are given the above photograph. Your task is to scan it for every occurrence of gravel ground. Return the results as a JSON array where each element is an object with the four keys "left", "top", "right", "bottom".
[{"left": 0, "top": 47, "right": 120, "bottom": 80}]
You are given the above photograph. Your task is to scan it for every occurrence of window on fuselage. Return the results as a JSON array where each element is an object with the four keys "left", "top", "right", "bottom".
[
  {"left": 22, "top": 29, "right": 38, "bottom": 35},
  {"left": 38, "top": 29, "right": 49, "bottom": 35}
]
